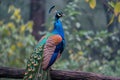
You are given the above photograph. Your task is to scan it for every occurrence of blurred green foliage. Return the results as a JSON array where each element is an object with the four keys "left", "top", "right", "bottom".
[
  {"left": 0, "top": 0, "right": 120, "bottom": 79},
  {"left": 0, "top": 0, "right": 30, "bottom": 22},
  {"left": 53, "top": 0, "right": 120, "bottom": 77},
  {"left": 0, "top": 5, "right": 36, "bottom": 68}
]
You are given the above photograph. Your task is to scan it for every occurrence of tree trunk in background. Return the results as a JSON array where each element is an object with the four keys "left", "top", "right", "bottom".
[
  {"left": 102, "top": 0, "right": 119, "bottom": 60},
  {"left": 30, "top": 0, "right": 45, "bottom": 41},
  {"left": 102, "top": 0, "right": 118, "bottom": 32}
]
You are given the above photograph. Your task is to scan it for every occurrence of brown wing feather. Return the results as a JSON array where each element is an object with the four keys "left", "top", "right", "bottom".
[{"left": 42, "top": 35, "right": 62, "bottom": 70}]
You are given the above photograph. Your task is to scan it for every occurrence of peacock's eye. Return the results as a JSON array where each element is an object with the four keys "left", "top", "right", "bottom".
[
  {"left": 57, "top": 13, "right": 61, "bottom": 16},
  {"left": 56, "top": 11, "right": 63, "bottom": 17}
]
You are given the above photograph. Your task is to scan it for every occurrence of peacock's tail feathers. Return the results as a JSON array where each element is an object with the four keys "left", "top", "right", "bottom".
[{"left": 23, "top": 33, "right": 53, "bottom": 80}]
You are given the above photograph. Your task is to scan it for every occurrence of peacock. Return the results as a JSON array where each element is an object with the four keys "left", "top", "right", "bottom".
[{"left": 23, "top": 6, "right": 65, "bottom": 80}]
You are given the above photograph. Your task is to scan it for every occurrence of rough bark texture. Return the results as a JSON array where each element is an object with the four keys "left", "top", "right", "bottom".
[
  {"left": 0, "top": 67, "right": 24, "bottom": 79},
  {"left": 0, "top": 67, "right": 120, "bottom": 80},
  {"left": 30, "top": 0, "right": 45, "bottom": 40}
]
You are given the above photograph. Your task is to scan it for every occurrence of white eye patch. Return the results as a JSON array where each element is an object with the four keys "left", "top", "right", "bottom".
[{"left": 57, "top": 13, "right": 61, "bottom": 16}]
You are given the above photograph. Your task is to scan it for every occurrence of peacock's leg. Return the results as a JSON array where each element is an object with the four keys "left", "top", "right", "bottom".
[
  {"left": 47, "top": 68, "right": 51, "bottom": 80},
  {"left": 46, "top": 70, "right": 49, "bottom": 80},
  {"left": 43, "top": 70, "right": 47, "bottom": 80},
  {"left": 41, "top": 70, "right": 43, "bottom": 80}
]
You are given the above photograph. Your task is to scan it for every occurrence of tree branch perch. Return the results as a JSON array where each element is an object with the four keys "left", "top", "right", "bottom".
[{"left": 0, "top": 67, "right": 120, "bottom": 80}]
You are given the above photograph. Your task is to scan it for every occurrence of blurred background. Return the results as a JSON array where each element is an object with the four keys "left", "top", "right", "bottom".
[{"left": 0, "top": 0, "right": 120, "bottom": 79}]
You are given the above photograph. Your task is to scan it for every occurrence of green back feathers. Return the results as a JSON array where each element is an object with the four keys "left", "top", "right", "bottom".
[
  {"left": 35, "top": 33, "right": 54, "bottom": 48},
  {"left": 23, "top": 33, "right": 53, "bottom": 80}
]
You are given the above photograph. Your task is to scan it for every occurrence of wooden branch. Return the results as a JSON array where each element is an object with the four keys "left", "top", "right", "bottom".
[
  {"left": 0, "top": 67, "right": 24, "bottom": 79},
  {"left": 0, "top": 67, "right": 120, "bottom": 80}
]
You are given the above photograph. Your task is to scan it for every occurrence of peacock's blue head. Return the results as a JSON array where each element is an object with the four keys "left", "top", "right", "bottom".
[
  {"left": 55, "top": 11, "right": 64, "bottom": 19},
  {"left": 49, "top": 5, "right": 64, "bottom": 19}
]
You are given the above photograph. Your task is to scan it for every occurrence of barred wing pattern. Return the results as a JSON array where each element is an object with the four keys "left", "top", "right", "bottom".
[{"left": 42, "top": 35, "right": 62, "bottom": 70}]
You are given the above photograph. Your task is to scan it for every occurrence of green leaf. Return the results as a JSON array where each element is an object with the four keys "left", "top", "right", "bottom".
[
  {"left": 114, "top": 2, "right": 120, "bottom": 16},
  {"left": 108, "top": 1, "right": 115, "bottom": 8},
  {"left": 107, "top": 15, "right": 114, "bottom": 26},
  {"left": 118, "top": 14, "right": 120, "bottom": 23},
  {"left": 89, "top": 0, "right": 96, "bottom": 9},
  {"left": 85, "top": 0, "right": 89, "bottom": 2}
]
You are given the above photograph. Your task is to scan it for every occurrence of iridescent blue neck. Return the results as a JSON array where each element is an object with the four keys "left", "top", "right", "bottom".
[{"left": 52, "top": 18, "right": 64, "bottom": 39}]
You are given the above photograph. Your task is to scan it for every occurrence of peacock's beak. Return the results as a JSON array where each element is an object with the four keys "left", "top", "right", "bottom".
[{"left": 62, "top": 13, "right": 65, "bottom": 17}]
